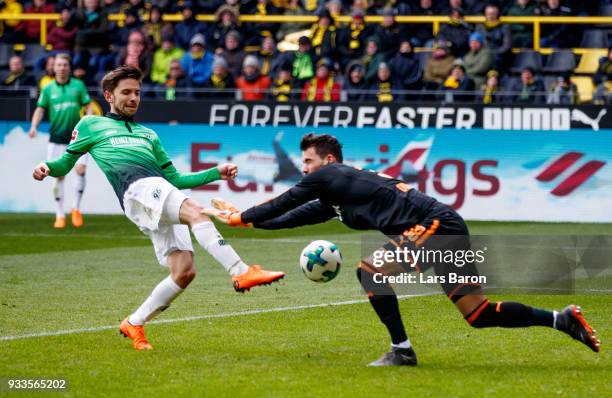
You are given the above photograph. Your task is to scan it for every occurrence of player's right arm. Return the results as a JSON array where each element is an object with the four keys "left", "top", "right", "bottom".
[{"left": 42, "top": 116, "right": 96, "bottom": 178}]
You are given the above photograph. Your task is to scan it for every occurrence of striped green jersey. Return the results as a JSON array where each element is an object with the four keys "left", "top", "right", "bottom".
[{"left": 45, "top": 113, "right": 220, "bottom": 207}]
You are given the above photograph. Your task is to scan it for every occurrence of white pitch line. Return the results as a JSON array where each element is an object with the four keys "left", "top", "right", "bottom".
[{"left": 0, "top": 295, "right": 424, "bottom": 342}]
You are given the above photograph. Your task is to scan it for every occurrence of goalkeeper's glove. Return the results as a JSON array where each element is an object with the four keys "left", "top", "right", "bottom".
[
  {"left": 201, "top": 208, "right": 251, "bottom": 227},
  {"left": 211, "top": 197, "right": 239, "bottom": 213}
]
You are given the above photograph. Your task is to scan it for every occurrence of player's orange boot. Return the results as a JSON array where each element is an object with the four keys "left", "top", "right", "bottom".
[
  {"left": 232, "top": 265, "right": 285, "bottom": 292},
  {"left": 70, "top": 209, "right": 83, "bottom": 228},
  {"left": 53, "top": 216, "right": 66, "bottom": 229},
  {"left": 119, "top": 317, "right": 153, "bottom": 350}
]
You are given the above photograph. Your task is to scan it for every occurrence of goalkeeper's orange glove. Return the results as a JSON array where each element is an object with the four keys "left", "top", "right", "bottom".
[{"left": 201, "top": 208, "right": 251, "bottom": 227}]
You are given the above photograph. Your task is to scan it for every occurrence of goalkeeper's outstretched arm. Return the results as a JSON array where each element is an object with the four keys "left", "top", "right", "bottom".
[{"left": 254, "top": 200, "right": 336, "bottom": 229}]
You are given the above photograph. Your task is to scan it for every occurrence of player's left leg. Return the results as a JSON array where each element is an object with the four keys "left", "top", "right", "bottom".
[
  {"left": 120, "top": 226, "right": 195, "bottom": 351},
  {"left": 70, "top": 155, "right": 88, "bottom": 227},
  {"left": 452, "top": 291, "right": 601, "bottom": 352}
]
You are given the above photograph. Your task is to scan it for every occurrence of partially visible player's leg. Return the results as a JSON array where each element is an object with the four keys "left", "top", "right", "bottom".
[
  {"left": 47, "top": 143, "right": 66, "bottom": 227},
  {"left": 453, "top": 291, "right": 601, "bottom": 352},
  {"left": 356, "top": 262, "right": 417, "bottom": 367},
  {"left": 178, "top": 197, "right": 285, "bottom": 292},
  {"left": 70, "top": 155, "right": 88, "bottom": 227}
]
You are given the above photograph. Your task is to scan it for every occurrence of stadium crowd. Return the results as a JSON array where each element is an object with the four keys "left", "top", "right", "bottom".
[{"left": 0, "top": 0, "right": 610, "bottom": 103}]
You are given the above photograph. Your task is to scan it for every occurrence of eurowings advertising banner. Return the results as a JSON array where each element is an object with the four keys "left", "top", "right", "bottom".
[{"left": 0, "top": 103, "right": 610, "bottom": 221}]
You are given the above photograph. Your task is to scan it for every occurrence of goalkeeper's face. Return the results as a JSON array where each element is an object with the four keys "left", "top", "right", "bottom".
[
  {"left": 106, "top": 78, "right": 141, "bottom": 118},
  {"left": 301, "top": 147, "right": 336, "bottom": 175}
]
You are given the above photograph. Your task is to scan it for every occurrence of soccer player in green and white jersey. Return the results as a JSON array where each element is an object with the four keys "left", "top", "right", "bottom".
[
  {"left": 33, "top": 65, "right": 285, "bottom": 350},
  {"left": 29, "top": 53, "right": 93, "bottom": 228}
]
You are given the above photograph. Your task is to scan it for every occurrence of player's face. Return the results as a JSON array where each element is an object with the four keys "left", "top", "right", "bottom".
[
  {"left": 106, "top": 78, "right": 141, "bottom": 117},
  {"left": 302, "top": 147, "right": 334, "bottom": 175},
  {"left": 53, "top": 58, "right": 70, "bottom": 82}
]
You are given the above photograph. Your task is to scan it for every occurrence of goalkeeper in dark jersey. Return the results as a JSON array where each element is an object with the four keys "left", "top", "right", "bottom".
[
  {"left": 32, "top": 66, "right": 285, "bottom": 351},
  {"left": 205, "top": 133, "right": 601, "bottom": 366}
]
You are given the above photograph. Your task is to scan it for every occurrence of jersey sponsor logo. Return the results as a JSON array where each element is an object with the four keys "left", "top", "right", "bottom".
[
  {"left": 52, "top": 101, "right": 79, "bottom": 112},
  {"left": 535, "top": 152, "right": 605, "bottom": 196},
  {"left": 109, "top": 136, "right": 153, "bottom": 150},
  {"left": 70, "top": 129, "right": 79, "bottom": 143}
]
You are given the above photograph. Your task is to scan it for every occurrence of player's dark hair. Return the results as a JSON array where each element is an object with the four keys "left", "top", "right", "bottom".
[
  {"left": 101, "top": 65, "right": 143, "bottom": 93},
  {"left": 300, "top": 133, "right": 343, "bottom": 163}
]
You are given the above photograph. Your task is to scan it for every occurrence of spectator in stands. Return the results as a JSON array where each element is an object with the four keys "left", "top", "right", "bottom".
[
  {"left": 209, "top": 5, "right": 243, "bottom": 52},
  {"left": 14, "top": 0, "right": 54, "bottom": 43},
  {"left": 463, "top": 32, "right": 493, "bottom": 88},
  {"left": 1, "top": 55, "right": 36, "bottom": 90},
  {"left": 236, "top": 55, "right": 272, "bottom": 101},
  {"left": 512, "top": 66, "right": 545, "bottom": 104},
  {"left": 593, "top": 49, "right": 611, "bottom": 104},
  {"left": 477, "top": 4, "right": 512, "bottom": 72},
  {"left": 361, "top": 37, "right": 385, "bottom": 84},
  {"left": 160, "top": 59, "right": 191, "bottom": 100},
  {"left": 101, "top": 0, "right": 122, "bottom": 14},
  {"left": 114, "top": 7, "right": 144, "bottom": 48},
  {"left": 38, "top": 55, "right": 55, "bottom": 90},
  {"left": 301, "top": 58, "right": 341, "bottom": 102},
  {"left": 0, "top": 0, "right": 23, "bottom": 43},
  {"left": 344, "top": 61, "right": 367, "bottom": 101},
  {"left": 270, "top": 64, "right": 294, "bottom": 101},
  {"left": 142, "top": 5, "right": 165, "bottom": 49},
  {"left": 309, "top": 9, "right": 337, "bottom": 62},
  {"left": 389, "top": 40, "right": 421, "bottom": 92},
  {"left": 423, "top": 40, "right": 455, "bottom": 89},
  {"left": 246, "top": 0, "right": 281, "bottom": 44},
  {"left": 116, "top": 30, "right": 151, "bottom": 80},
  {"left": 437, "top": 8, "right": 472, "bottom": 57},
  {"left": 175, "top": 1, "right": 207, "bottom": 50},
  {"left": 350, "top": 0, "right": 367, "bottom": 16},
  {"left": 218, "top": 30, "right": 246, "bottom": 78},
  {"left": 326, "top": 0, "right": 343, "bottom": 21},
  {"left": 204, "top": 56, "right": 236, "bottom": 99},
  {"left": 410, "top": 0, "right": 436, "bottom": 48},
  {"left": 478, "top": 70, "right": 505, "bottom": 104},
  {"left": 72, "top": 0, "right": 110, "bottom": 71},
  {"left": 260, "top": 36, "right": 281, "bottom": 77},
  {"left": 539, "top": 0, "right": 573, "bottom": 48},
  {"left": 547, "top": 75, "right": 579, "bottom": 104},
  {"left": 181, "top": 33, "right": 214, "bottom": 88},
  {"left": 150, "top": 34, "right": 185, "bottom": 85},
  {"left": 375, "top": 8, "right": 405, "bottom": 59},
  {"left": 276, "top": 0, "right": 309, "bottom": 42},
  {"left": 441, "top": 60, "right": 475, "bottom": 103},
  {"left": 338, "top": 10, "right": 371, "bottom": 69},
  {"left": 507, "top": 0, "right": 537, "bottom": 48},
  {"left": 290, "top": 36, "right": 315, "bottom": 87},
  {"left": 47, "top": 6, "right": 77, "bottom": 52},
  {"left": 368, "top": 62, "right": 401, "bottom": 102}
]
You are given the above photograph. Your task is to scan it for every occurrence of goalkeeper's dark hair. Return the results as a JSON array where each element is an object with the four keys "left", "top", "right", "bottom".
[
  {"left": 101, "top": 65, "right": 143, "bottom": 93},
  {"left": 300, "top": 133, "right": 343, "bottom": 163}
]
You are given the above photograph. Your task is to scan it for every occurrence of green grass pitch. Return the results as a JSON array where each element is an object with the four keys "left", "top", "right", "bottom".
[{"left": 0, "top": 214, "right": 610, "bottom": 397}]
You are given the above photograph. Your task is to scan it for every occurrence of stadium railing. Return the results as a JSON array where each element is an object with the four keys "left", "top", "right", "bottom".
[{"left": 0, "top": 13, "right": 611, "bottom": 52}]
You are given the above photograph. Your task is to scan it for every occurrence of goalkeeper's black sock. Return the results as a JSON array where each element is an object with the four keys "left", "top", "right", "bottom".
[
  {"left": 357, "top": 267, "right": 408, "bottom": 345},
  {"left": 466, "top": 300, "right": 555, "bottom": 328}
]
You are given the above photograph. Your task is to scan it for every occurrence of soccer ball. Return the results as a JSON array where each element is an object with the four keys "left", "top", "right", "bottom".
[{"left": 299, "top": 240, "right": 342, "bottom": 282}]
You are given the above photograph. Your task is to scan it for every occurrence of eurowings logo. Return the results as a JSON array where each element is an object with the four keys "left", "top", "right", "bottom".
[{"left": 536, "top": 152, "right": 605, "bottom": 196}]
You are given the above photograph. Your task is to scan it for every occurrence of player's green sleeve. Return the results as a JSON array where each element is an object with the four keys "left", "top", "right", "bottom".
[
  {"left": 47, "top": 116, "right": 95, "bottom": 177},
  {"left": 46, "top": 152, "right": 81, "bottom": 177},
  {"left": 78, "top": 80, "right": 91, "bottom": 105},
  {"left": 36, "top": 86, "right": 49, "bottom": 108},
  {"left": 153, "top": 136, "right": 222, "bottom": 189}
]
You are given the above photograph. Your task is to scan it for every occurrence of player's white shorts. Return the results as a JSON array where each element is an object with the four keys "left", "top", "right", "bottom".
[
  {"left": 123, "top": 177, "right": 192, "bottom": 266},
  {"left": 47, "top": 142, "right": 89, "bottom": 166}
]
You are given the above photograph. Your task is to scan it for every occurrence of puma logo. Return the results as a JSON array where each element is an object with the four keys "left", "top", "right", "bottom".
[{"left": 571, "top": 109, "right": 607, "bottom": 131}]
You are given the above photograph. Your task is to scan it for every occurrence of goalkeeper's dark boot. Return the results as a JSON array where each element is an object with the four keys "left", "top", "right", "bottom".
[
  {"left": 556, "top": 305, "right": 601, "bottom": 353},
  {"left": 368, "top": 346, "right": 417, "bottom": 367}
]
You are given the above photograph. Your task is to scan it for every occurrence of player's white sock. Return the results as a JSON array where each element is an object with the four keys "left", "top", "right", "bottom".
[
  {"left": 392, "top": 339, "right": 412, "bottom": 349},
  {"left": 191, "top": 221, "right": 249, "bottom": 276},
  {"left": 53, "top": 179, "right": 64, "bottom": 217},
  {"left": 73, "top": 174, "right": 86, "bottom": 210},
  {"left": 553, "top": 310, "right": 559, "bottom": 329},
  {"left": 128, "top": 275, "right": 184, "bottom": 325}
]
